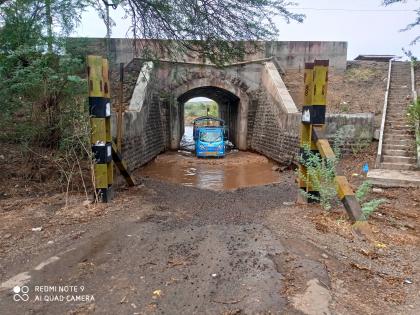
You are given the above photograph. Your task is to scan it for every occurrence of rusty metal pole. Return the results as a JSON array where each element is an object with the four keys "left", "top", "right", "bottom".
[{"left": 117, "top": 62, "right": 124, "bottom": 152}]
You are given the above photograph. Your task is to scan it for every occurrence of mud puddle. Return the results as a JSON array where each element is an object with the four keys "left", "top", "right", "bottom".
[{"left": 138, "top": 151, "right": 281, "bottom": 191}]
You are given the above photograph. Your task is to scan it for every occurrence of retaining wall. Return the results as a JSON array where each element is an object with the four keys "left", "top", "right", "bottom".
[{"left": 66, "top": 38, "right": 348, "bottom": 71}]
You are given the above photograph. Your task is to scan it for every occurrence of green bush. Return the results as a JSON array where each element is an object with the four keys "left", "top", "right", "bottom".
[
  {"left": 407, "top": 99, "right": 420, "bottom": 145},
  {"left": 0, "top": 48, "right": 88, "bottom": 150},
  {"left": 298, "top": 144, "right": 340, "bottom": 210},
  {"left": 298, "top": 136, "right": 386, "bottom": 218},
  {"left": 407, "top": 99, "right": 420, "bottom": 125}
]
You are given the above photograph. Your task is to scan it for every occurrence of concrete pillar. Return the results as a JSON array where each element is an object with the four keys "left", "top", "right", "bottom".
[
  {"left": 236, "top": 99, "right": 249, "bottom": 150},
  {"left": 170, "top": 100, "right": 182, "bottom": 149}
]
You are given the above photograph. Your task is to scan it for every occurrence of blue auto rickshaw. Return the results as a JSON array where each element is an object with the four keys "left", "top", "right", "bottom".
[{"left": 193, "top": 116, "right": 226, "bottom": 157}]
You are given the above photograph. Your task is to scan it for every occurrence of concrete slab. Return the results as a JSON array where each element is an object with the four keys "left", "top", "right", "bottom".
[{"left": 367, "top": 169, "right": 420, "bottom": 188}]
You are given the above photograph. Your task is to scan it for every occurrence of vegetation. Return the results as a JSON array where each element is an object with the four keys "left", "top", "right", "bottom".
[
  {"left": 298, "top": 130, "right": 385, "bottom": 218},
  {"left": 407, "top": 98, "right": 420, "bottom": 124},
  {"left": 0, "top": 0, "right": 303, "bottom": 193},
  {"left": 121, "top": 0, "right": 304, "bottom": 64},
  {"left": 0, "top": 1, "right": 93, "bottom": 196},
  {"left": 383, "top": 0, "right": 420, "bottom": 44},
  {"left": 345, "top": 67, "right": 377, "bottom": 82},
  {"left": 351, "top": 129, "right": 371, "bottom": 155},
  {"left": 407, "top": 98, "right": 420, "bottom": 145},
  {"left": 184, "top": 100, "right": 218, "bottom": 124}
]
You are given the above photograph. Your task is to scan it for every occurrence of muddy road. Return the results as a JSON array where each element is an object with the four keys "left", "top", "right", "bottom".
[
  {"left": 138, "top": 151, "right": 282, "bottom": 191},
  {"left": 0, "top": 178, "right": 305, "bottom": 314},
  {"left": 0, "top": 167, "right": 419, "bottom": 314}
]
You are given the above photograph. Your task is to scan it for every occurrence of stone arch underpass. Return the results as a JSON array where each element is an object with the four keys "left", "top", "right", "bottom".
[
  {"left": 111, "top": 59, "right": 302, "bottom": 172},
  {"left": 172, "top": 76, "right": 250, "bottom": 150}
]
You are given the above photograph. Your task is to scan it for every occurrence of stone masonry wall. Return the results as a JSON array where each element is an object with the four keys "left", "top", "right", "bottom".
[
  {"left": 248, "top": 90, "right": 300, "bottom": 164},
  {"left": 247, "top": 90, "right": 375, "bottom": 164},
  {"left": 112, "top": 88, "right": 170, "bottom": 171}
]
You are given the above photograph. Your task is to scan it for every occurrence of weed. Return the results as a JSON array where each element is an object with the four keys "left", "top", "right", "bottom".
[
  {"left": 345, "top": 67, "right": 377, "bottom": 82},
  {"left": 298, "top": 144, "right": 339, "bottom": 211},
  {"left": 407, "top": 99, "right": 420, "bottom": 146},
  {"left": 351, "top": 129, "right": 371, "bottom": 155},
  {"left": 298, "top": 137, "right": 386, "bottom": 219},
  {"left": 407, "top": 99, "right": 420, "bottom": 124},
  {"left": 361, "top": 199, "right": 386, "bottom": 220},
  {"left": 355, "top": 180, "right": 372, "bottom": 203}
]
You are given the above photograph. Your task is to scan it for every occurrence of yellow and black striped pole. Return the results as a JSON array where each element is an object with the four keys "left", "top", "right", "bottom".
[
  {"left": 299, "top": 62, "right": 317, "bottom": 199},
  {"left": 299, "top": 60, "right": 363, "bottom": 222},
  {"left": 88, "top": 55, "right": 113, "bottom": 202}
]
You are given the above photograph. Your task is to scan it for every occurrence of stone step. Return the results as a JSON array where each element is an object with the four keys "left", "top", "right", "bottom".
[
  {"left": 383, "top": 137, "right": 415, "bottom": 146},
  {"left": 379, "top": 162, "right": 417, "bottom": 171},
  {"left": 386, "top": 116, "right": 410, "bottom": 121},
  {"left": 384, "top": 131, "right": 413, "bottom": 137},
  {"left": 387, "top": 108, "right": 410, "bottom": 112},
  {"left": 384, "top": 125, "right": 413, "bottom": 131},
  {"left": 383, "top": 144, "right": 415, "bottom": 151},
  {"left": 382, "top": 155, "right": 417, "bottom": 164},
  {"left": 384, "top": 128, "right": 413, "bottom": 133},
  {"left": 385, "top": 121, "right": 411, "bottom": 126},
  {"left": 387, "top": 108, "right": 410, "bottom": 111},
  {"left": 387, "top": 116, "right": 410, "bottom": 120},
  {"left": 384, "top": 132, "right": 414, "bottom": 139},
  {"left": 387, "top": 99, "right": 410, "bottom": 102},
  {"left": 383, "top": 149, "right": 415, "bottom": 157},
  {"left": 367, "top": 169, "right": 420, "bottom": 188},
  {"left": 387, "top": 112, "right": 410, "bottom": 115},
  {"left": 386, "top": 121, "right": 411, "bottom": 125}
]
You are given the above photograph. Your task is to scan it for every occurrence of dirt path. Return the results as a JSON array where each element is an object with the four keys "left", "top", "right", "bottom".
[{"left": 0, "top": 175, "right": 419, "bottom": 314}]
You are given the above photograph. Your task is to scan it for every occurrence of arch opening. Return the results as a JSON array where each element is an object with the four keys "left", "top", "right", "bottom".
[{"left": 177, "top": 86, "right": 241, "bottom": 150}]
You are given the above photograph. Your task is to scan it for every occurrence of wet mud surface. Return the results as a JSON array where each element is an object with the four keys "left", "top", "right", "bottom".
[
  {"left": 138, "top": 151, "right": 281, "bottom": 191},
  {"left": 0, "top": 177, "right": 301, "bottom": 315},
  {"left": 0, "top": 162, "right": 419, "bottom": 314}
]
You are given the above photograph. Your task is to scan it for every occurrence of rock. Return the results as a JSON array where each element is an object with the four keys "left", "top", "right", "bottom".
[
  {"left": 0, "top": 154, "right": 4, "bottom": 160},
  {"left": 47, "top": 240, "right": 54, "bottom": 245},
  {"left": 31, "top": 227, "right": 43, "bottom": 232},
  {"left": 404, "top": 278, "right": 413, "bottom": 284},
  {"left": 321, "top": 253, "right": 329, "bottom": 259},
  {"left": 3, "top": 233, "right": 12, "bottom": 239},
  {"left": 373, "top": 188, "right": 384, "bottom": 193},
  {"left": 211, "top": 273, "right": 217, "bottom": 278},
  {"left": 271, "top": 166, "right": 280, "bottom": 172},
  {"left": 283, "top": 201, "right": 295, "bottom": 206},
  {"left": 404, "top": 223, "right": 415, "bottom": 230},
  {"left": 373, "top": 129, "right": 381, "bottom": 141}
]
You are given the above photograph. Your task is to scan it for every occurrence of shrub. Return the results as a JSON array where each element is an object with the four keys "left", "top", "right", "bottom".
[{"left": 299, "top": 140, "right": 386, "bottom": 219}]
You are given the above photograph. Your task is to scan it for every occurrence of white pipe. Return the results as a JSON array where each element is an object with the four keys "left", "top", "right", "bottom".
[
  {"left": 411, "top": 62, "right": 420, "bottom": 169},
  {"left": 376, "top": 59, "right": 393, "bottom": 168}
]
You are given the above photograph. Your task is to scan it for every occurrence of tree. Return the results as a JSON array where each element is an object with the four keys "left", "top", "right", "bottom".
[
  {"left": 0, "top": 0, "right": 90, "bottom": 147},
  {"left": 0, "top": 0, "right": 304, "bottom": 145},
  {"left": 121, "top": 0, "right": 304, "bottom": 64},
  {"left": 383, "top": 0, "right": 420, "bottom": 44},
  {"left": 0, "top": 0, "right": 90, "bottom": 53}
]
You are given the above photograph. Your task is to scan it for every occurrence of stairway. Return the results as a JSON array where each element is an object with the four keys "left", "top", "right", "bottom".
[{"left": 379, "top": 61, "right": 417, "bottom": 171}]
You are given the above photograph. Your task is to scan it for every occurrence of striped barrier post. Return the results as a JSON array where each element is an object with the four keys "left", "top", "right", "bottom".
[
  {"left": 299, "top": 60, "right": 364, "bottom": 222},
  {"left": 88, "top": 55, "right": 113, "bottom": 202}
]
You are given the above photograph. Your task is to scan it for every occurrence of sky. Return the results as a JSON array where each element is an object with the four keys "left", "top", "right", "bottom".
[{"left": 74, "top": 0, "right": 420, "bottom": 59}]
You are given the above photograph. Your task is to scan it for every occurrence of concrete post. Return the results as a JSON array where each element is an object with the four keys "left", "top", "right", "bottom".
[
  {"left": 236, "top": 99, "right": 249, "bottom": 150},
  {"left": 170, "top": 100, "right": 182, "bottom": 150}
]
